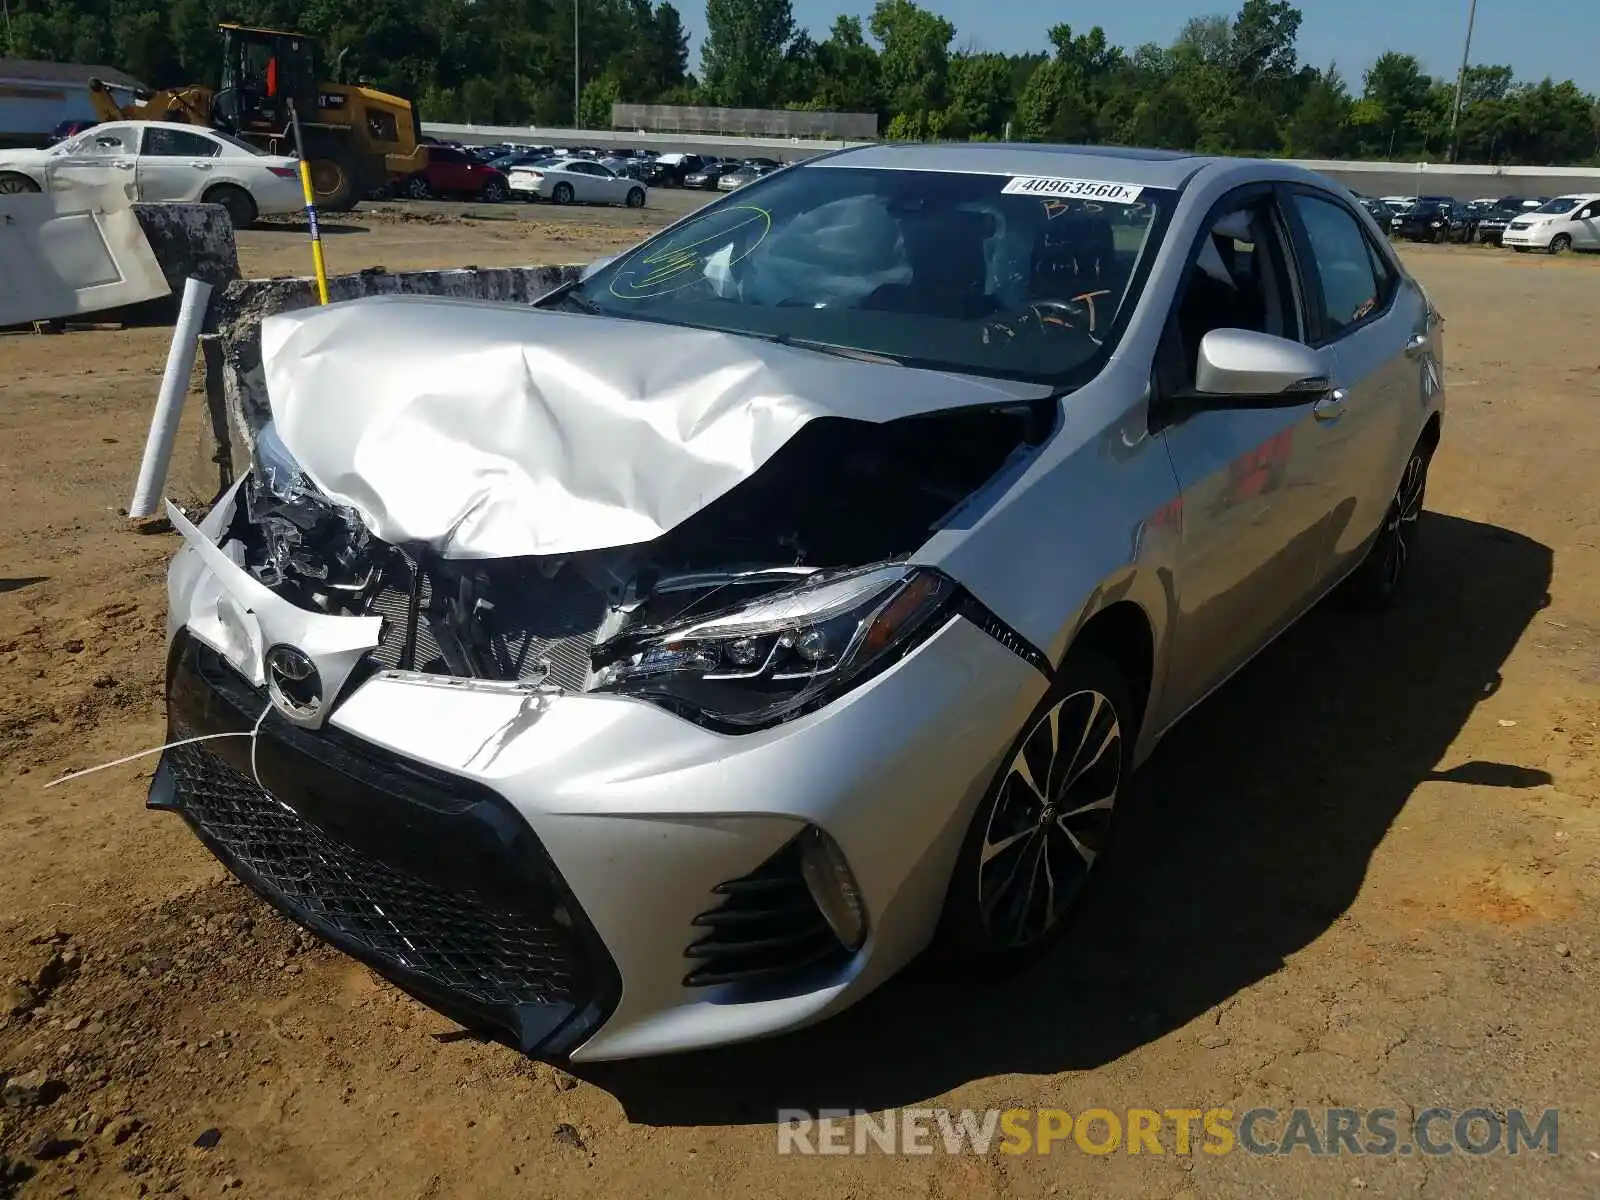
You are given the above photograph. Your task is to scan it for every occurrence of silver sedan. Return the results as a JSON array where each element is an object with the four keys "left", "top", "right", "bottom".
[{"left": 155, "top": 143, "right": 1443, "bottom": 1060}]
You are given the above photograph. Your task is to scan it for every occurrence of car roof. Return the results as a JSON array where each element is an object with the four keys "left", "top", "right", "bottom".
[
  {"left": 96, "top": 120, "right": 223, "bottom": 135},
  {"left": 1554, "top": 193, "right": 1600, "bottom": 202},
  {"left": 819, "top": 142, "right": 1215, "bottom": 190}
]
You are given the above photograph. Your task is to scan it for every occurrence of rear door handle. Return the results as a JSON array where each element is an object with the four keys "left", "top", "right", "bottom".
[
  {"left": 1404, "top": 333, "right": 1428, "bottom": 358},
  {"left": 1313, "top": 388, "right": 1348, "bottom": 423},
  {"left": 192, "top": 161, "right": 212, "bottom": 170},
  {"left": 113, "top": 161, "right": 134, "bottom": 170}
]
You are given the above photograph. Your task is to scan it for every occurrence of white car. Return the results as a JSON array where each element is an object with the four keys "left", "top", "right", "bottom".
[
  {"left": 0, "top": 120, "right": 304, "bottom": 229},
  {"left": 506, "top": 158, "right": 647, "bottom": 208},
  {"left": 1500, "top": 194, "right": 1600, "bottom": 254}
]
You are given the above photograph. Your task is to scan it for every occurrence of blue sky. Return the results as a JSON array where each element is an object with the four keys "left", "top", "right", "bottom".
[{"left": 681, "top": 0, "right": 1600, "bottom": 94}]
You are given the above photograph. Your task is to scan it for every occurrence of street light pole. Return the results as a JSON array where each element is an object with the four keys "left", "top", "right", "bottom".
[
  {"left": 573, "top": 0, "right": 580, "bottom": 128},
  {"left": 1448, "top": 0, "right": 1479, "bottom": 163}
]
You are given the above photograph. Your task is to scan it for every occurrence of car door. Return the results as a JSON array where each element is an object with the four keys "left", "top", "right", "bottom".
[
  {"left": 46, "top": 125, "right": 139, "bottom": 202},
  {"left": 1574, "top": 201, "right": 1600, "bottom": 248},
  {"left": 1157, "top": 185, "right": 1341, "bottom": 713},
  {"left": 1281, "top": 186, "right": 1423, "bottom": 586},
  {"left": 135, "top": 127, "right": 223, "bottom": 202},
  {"left": 590, "top": 163, "right": 626, "bottom": 202}
]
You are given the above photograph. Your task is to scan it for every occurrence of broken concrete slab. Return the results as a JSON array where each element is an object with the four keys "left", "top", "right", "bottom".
[{"left": 131, "top": 202, "right": 241, "bottom": 296}]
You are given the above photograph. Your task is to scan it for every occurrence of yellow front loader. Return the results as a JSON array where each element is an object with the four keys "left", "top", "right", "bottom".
[{"left": 89, "top": 23, "right": 427, "bottom": 211}]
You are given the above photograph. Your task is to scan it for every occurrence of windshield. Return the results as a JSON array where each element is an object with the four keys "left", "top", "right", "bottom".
[
  {"left": 560, "top": 166, "right": 1172, "bottom": 384},
  {"left": 1535, "top": 197, "right": 1583, "bottom": 215}
]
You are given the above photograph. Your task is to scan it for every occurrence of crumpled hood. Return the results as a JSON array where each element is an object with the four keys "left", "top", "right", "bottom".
[{"left": 261, "top": 294, "right": 1044, "bottom": 558}]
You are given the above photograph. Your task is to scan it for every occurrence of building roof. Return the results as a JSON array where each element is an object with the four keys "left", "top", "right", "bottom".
[{"left": 0, "top": 58, "right": 145, "bottom": 91}]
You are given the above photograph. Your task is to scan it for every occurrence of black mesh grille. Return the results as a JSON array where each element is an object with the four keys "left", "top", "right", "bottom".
[
  {"left": 154, "top": 634, "right": 620, "bottom": 1056},
  {"left": 684, "top": 835, "right": 849, "bottom": 988},
  {"left": 166, "top": 740, "right": 583, "bottom": 1010}
]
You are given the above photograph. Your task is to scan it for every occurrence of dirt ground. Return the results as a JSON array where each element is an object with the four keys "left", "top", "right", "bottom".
[{"left": 1, "top": 218, "right": 1598, "bottom": 1199}]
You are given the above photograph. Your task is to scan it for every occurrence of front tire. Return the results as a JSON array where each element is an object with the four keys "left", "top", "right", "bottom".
[
  {"left": 1340, "top": 443, "right": 1430, "bottom": 611},
  {"left": 0, "top": 172, "right": 40, "bottom": 195},
  {"left": 625, "top": 186, "right": 645, "bottom": 208},
  {"left": 935, "top": 651, "right": 1132, "bottom": 972},
  {"left": 404, "top": 175, "right": 432, "bottom": 200},
  {"left": 1549, "top": 234, "right": 1572, "bottom": 255},
  {"left": 481, "top": 177, "right": 508, "bottom": 203}
]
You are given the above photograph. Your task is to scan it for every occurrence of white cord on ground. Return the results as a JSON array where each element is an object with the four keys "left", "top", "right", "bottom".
[{"left": 44, "top": 699, "right": 277, "bottom": 791}]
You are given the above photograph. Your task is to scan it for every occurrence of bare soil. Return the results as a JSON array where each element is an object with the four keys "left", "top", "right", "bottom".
[{"left": 1, "top": 226, "right": 1598, "bottom": 1199}]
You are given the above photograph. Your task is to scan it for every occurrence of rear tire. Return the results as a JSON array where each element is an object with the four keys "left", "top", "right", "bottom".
[
  {"left": 203, "top": 184, "right": 257, "bottom": 231},
  {"left": 1549, "top": 234, "right": 1572, "bottom": 255},
  {"left": 481, "top": 177, "right": 508, "bottom": 203},
  {"left": 0, "top": 172, "right": 40, "bottom": 194},
  {"left": 404, "top": 175, "right": 432, "bottom": 200},
  {"left": 934, "top": 650, "right": 1133, "bottom": 974},
  {"left": 552, "top": 182, "right": 574, "bottom": 205}
]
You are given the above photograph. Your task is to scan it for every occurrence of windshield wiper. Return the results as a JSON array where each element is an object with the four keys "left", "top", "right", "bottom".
[
  {"left": 539, "top": 279, "right": 601, "bottom": 314},
  {"left": 762, "top": 333, "right": 905, "bottom": 366}
]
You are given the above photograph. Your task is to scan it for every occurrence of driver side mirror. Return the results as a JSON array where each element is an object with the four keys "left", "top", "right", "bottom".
[{"left": 1192, "top": 328, "right": 1330, "bottom": 402}]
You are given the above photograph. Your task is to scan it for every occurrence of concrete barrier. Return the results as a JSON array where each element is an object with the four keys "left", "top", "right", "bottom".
[
  {"left": 192, "top": 264, "right": 582, "bottom": 500},
  {"left": 131, "top": 202, "right": 241, "bottom": 297}
]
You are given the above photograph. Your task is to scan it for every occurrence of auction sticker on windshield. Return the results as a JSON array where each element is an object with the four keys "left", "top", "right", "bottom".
[{"left": 1002, "top": 177, "right": 1143, "bottom": 204}]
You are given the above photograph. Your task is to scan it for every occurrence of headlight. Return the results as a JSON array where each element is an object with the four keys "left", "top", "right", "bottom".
[{"left": 591, "top": 564, "right": 955, "bottom": 729}]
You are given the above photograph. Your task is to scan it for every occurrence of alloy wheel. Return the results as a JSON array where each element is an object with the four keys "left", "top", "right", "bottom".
[
  {"left": 0, "top": 174, "right": 39, "bottom": 194},
  {"left": 1379, "top": 452, "right": 1427, "bottom": 589},
  {"left": 977, "top": 688, "right": 1122, "bottom": 948},
  {"left": 1550, "top": 234, "right": 1572, "bottom": 255}
]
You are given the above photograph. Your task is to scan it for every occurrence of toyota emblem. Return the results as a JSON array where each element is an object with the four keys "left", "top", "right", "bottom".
[{"left": 264, "top": 644, "right": 322, "bottom": 721}]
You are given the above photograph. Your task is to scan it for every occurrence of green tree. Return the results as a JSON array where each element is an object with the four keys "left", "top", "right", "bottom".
[
  {"left": 944, "top": 51, "right": 1011, "bottom": 137},
  {"left": 868, "top": 0, "right": 954, "bottom": 125},
  {"left": 701, "top": 0, "right": 796, "bottom": 106},
  {"left": 1362, "top": 51, "right": 1432, "bottom": 156}
]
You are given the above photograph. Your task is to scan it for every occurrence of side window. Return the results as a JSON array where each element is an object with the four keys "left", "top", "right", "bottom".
[
  {"left": 82, "top": 127, "right": 134, "bottom": 155},
  {"left": 144, "top": 128, "right": 219, "bottom": 158},
  {"left": 1162, "top": 194, "right": 1302, "bottom": 388},
  {"left": 1291, "top": 193, "right": 1383, "bottom": 338}
]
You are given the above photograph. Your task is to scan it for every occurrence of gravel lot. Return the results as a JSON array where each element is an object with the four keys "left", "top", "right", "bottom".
[{"left": 1, "top": 207, "right": 1597, "bottom": 1199}]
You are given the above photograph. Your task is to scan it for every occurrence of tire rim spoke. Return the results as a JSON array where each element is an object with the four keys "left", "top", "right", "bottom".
[{"left": 978, "top": 688, "right": 1121, "bottom": 947}]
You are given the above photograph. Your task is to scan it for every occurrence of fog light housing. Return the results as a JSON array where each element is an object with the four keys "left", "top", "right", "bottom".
[{"left": 797, "top": 825, "right": 867, "bottom": 951}]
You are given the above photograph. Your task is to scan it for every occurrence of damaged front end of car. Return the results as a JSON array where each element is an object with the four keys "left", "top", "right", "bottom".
[
  {"left": 227, "top": 400, "right": 1051, "bottom": 730},
  {"left": 153, "top": 295, "right": 1062, "bottom": 1058}
]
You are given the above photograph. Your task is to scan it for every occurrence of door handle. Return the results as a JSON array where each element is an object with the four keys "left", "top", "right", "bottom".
[
  {"left": 113, "top": 162, "right": 134, "bottom": 170},
  {"left": 192, "top": 161, "right": 212, "bottom": 170},
  {"left": 1313, "top": 388, "right": 1348, "bottom": 423},
  {"left": 1404, "top": 333, "right": 1428, "bottom": 358}
]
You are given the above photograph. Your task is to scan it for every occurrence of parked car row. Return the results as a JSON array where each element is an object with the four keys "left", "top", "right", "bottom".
[{"left": 1349, "top": 190, "right": 1599, "bottom": 253}]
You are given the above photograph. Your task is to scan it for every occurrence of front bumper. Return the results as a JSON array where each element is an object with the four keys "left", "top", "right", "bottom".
[
  {"left": 153, "top": 633, "right": 621, "bottom": 1056},
  {"left": 1501, "top": 227, "right": 1546, "bottom": 248},
  {"left": 158, "top": 501, "right": 1046, "bottom": 1059}
]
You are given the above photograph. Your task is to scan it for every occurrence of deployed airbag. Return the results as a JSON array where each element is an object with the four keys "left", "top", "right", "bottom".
[{"left": 261, "top": 294, "right": 1042, "bottom": 558}]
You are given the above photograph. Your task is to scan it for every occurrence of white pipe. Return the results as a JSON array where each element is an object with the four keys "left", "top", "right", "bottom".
[{"left": 129, "top": 276, "right": 212, "bottom": 519}]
